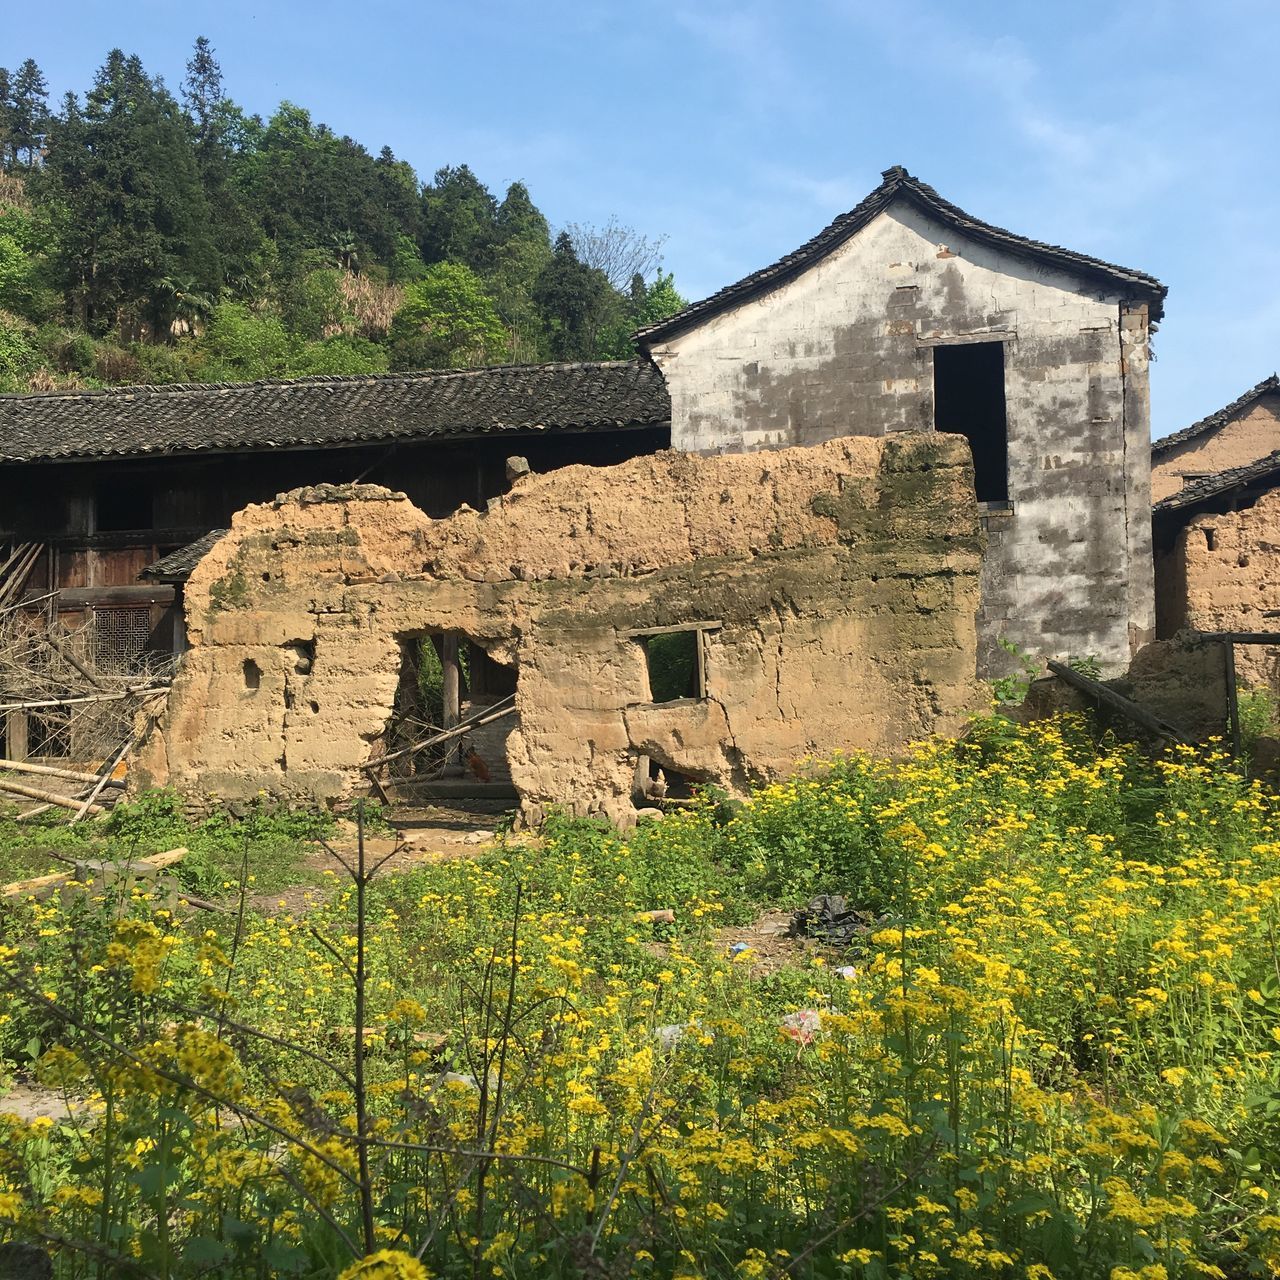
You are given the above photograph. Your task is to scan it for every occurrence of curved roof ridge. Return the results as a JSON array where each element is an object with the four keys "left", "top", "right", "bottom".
[
  {"left": 636, "top": 165, "right": 1166, "bottom": 346},
  {"left": 1151, "top": 373, "right": 1280, "bottom": 458}
]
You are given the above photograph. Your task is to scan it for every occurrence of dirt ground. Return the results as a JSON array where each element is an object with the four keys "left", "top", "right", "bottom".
[{"left": 245, "top": 802, "right": 514, "bottom": 913}]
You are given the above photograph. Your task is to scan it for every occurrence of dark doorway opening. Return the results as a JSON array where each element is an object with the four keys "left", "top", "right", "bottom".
[{"left": 933, "top": 342, "right": 1009, "bottom": 503}]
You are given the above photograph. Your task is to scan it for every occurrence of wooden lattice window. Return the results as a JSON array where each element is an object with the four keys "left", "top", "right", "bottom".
[{"left": 92, "top": 605, "right": 151, "bottom": 674}]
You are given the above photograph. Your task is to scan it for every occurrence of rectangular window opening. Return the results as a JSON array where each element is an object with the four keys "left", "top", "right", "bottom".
[
  {"left": 636, "top": 629, "right": 704, "bottom": 703},
  {"left": 96, "top": 478, "right": 155, "bottom": 532},
  {"left": 933, "top": 341, "right": 1009, "bottom": 503}
]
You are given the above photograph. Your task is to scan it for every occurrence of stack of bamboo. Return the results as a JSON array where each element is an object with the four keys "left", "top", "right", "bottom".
[
  {"left": 0, "top": 574, "right": 170, "bottom": 819},
  {"left": 0, "top": 542, "right": 43, "bottom": 609}
]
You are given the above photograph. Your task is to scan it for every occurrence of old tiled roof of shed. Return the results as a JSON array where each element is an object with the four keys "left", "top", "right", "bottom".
[
  {"left": 0, "top": 360, "right": 670, "bottom": 463},
  {"left": 1151, "top": 374, "right": 1280, "bottom": 458},
  {"left": 140, "top": 530, "right": 228, "bottom": 583},
  {"left": 1154, "top": 449, "right": 1280, "bottom": 516},
  {"left": 635, "top": 166, "right": 1168, "bottom": 346}
]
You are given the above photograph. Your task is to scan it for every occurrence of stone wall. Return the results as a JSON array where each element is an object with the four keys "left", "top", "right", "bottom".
[
  {"left": 1152, "top": 395, "right": 1280, "bottom": 503},
  {"left": 135, "top": 435, "right": 986, "bottom": 826},
  {"left": 1156, "top": 485, "right": 1280, "bottom": 688},
  {"left": 645, "top": 202, "right": 1154, "bottom": 677}
]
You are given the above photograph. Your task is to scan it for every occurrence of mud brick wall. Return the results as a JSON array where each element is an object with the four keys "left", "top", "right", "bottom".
[
  {"left": 1156, "top": 486, "right": 1280, "bottom": 690},
  {"left": 134, "top": 434, "right": 986, "bottom": 826}
]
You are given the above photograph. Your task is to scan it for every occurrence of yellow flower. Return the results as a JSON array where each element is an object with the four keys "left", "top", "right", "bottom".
[{"left": 337, "top": 1250, "right": 431, "bottom": 1280}]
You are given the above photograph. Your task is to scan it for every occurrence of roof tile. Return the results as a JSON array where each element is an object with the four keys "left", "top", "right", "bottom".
[{"left": 0, "top": 361, "right": 670, "bottom": 463}]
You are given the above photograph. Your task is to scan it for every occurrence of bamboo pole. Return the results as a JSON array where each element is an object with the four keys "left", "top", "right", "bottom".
[
  {"left": 0, "top": 685, "right": 168, "bottom": 713},
  {"left": 0, "top": 778, "right": 104, "bottom": 814},
  {"left": 0, "top": 759, "right": 124, "bottom": 787},
  {"left": 70, "top": 733, "right": 137, "bottom": 824}
]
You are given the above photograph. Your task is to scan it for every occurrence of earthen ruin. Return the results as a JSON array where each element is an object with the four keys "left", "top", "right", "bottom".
[{"left": 134, "top": 434, "right": 986, "bottom": 825}]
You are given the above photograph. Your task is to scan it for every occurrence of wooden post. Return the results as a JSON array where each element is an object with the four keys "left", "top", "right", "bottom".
[
  {"left": 4, "top": 711, "right": 28, "bottom": 762},
  {"left": 1225, "top": 639, "right": 1242, "bottom": 760},
  {"left": 441, "top": 632, "right": 461, "bottom": 771}
]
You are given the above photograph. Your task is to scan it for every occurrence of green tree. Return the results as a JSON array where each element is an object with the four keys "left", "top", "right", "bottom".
[
  {"left": 419, "top": 164, "right": 498, "bottom": 271},
  {"left": 0, "top": 314, "right": 40, "bottom": 390},
  {"left": 388, "top": 262, "right": 507, "bottom": 369},
  {"left": 8, "top": 60, "right": 49, "bottom": 167},
  {"left": 597, "top": 269, "right": 687, "bottom": 358},
  {"left": 181, "top": 36, "right": 223, "bottom": 145},
  {"left": 36, "top": 51, "right": 219, "bottom": 338},
  {"left": 486, "top": 181, "right": 552, "bottom": 362},
  {"left": 533, "top": 231, "right": 617, "bottom": 361},
  {"left": 282, "top": 262, "right": 351, "bottom": 340}
]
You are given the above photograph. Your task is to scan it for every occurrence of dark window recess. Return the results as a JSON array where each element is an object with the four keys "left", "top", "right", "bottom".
[
  {"left": 96, "top": 478, "right": 154, "bottom": 532},
  {"left": 933, "top": 342, "right": 1009, "bottom": 503},
  {"left": 637, "top": 631, "right": 702, "bottom": 702}
]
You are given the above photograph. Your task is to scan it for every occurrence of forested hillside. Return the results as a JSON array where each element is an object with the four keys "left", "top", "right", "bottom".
[{"left": 0, "top": 39, "right": 685, "bottom": 392}]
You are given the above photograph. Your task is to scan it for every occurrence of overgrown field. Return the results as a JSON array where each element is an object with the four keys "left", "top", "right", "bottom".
[{"left": 2, "top": 715, "right": 1280, "bottom": 1279}]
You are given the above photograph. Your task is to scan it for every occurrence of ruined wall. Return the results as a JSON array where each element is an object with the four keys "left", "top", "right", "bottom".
[
  {"left": 1151, "top": 395, "right": 1280, "bottom": 503},
  {"left": 135, "top": 435, "right": 986, "bottom": 826},
  {"left": 1156, "top": 485, "right": 1280, "bottom": 688},
  {"left": 646, "top": 202, "right": 1153, "bottom": 676}
]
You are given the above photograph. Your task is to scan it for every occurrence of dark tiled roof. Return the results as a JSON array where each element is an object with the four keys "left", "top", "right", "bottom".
[
  {"left": 636, "top": 166, "right": 1167, "bottom": 346},
  {"left": 1154, "top": 449, "right": 1280, "bottom": 515},
  {"left": 0, "top": 361, "right": 670, "bottom": 463},
  {"left": 1151, "top": 374, "right": 1280, "bottom": 458},
  {"left": 140, "top": 530, "right": 228, "bottom": 583}
]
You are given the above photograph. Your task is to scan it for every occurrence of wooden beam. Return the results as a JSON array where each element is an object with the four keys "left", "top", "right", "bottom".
[
  {"left": 619, "top": 621, "right": 723, "bottom": 638},
  {"left": 1225, "top": 641, "right": 1242, "bottom": 759},
  {"left": 1045, "top": 660, "right": 1193, "bottom": 744},
  {"left": 4, "top": 711, "right": 28, "bottom": 762},
  {"left": 441, "top": 632, "right": 460, "bottom": 769},
  {"left": 2, "top": 846, "right": 187, "bottom": 898},
  {"left": 365, "top": 698, "right": 516, "bottom": 771},
  {"left": 1199, "top": 631, "right": 1280, "bottom": 646}
]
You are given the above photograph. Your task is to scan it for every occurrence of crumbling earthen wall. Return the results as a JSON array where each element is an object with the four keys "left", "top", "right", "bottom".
[
  {"left": 1152, "top": 395, "right": 1280, "bottom": 503},
  {"left": 1157, "top": 485, "right": 1280, "bottom": 688},
  {"left": 645, "top": 203, "right": 1153, "bottom": 677},
  {"left": 135, "top": 435, "right": 986, "bottom": 826}
]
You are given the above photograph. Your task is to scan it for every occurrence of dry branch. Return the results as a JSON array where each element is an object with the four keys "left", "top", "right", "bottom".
[{"left": 0, "top": 593, "right": 173, "bottom": 776}]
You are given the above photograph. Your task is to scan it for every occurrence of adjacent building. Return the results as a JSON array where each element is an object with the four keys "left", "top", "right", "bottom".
[
  {"left": 638, "top": 166, "right": 1166, "bottom": 674},
  {"left": 1151, "top": 376, "right": 1280, "bottom": 688}
]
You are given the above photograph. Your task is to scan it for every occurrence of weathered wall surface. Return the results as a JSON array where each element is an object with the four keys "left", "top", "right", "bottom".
[
  {"left": 1155, "top": 486, "right": 1280, "bottom": 688},
  {"left": 135, "top": 435, "right": 986, "bottom": 826},
  {"left": 646, "top": 202, "right": 1153, "bottom": 676},
  {"left": 1151, "top": 396, "right": 1280, "bottom": 503}
]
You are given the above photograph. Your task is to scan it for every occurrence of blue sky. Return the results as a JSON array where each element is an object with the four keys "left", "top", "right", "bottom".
[{"left": 27, "top": 0, "right": 1279, "bottom": 438}]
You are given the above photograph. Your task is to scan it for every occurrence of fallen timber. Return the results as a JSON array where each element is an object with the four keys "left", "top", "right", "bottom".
[
  {"left": 0, "top": 759, "right": 125, "bottom": 788},
  {"left": 0, "top": 777, "right": 105, "bottom": 814},
  {"left": 1045, "top": 660, "right": 1192, "bottom": 744},
  {"left": 2, "top": 846, "right": 188, "bottom": 899},
  {"left": 366, "top": 695, "right": 517, "bottom": 772}
]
